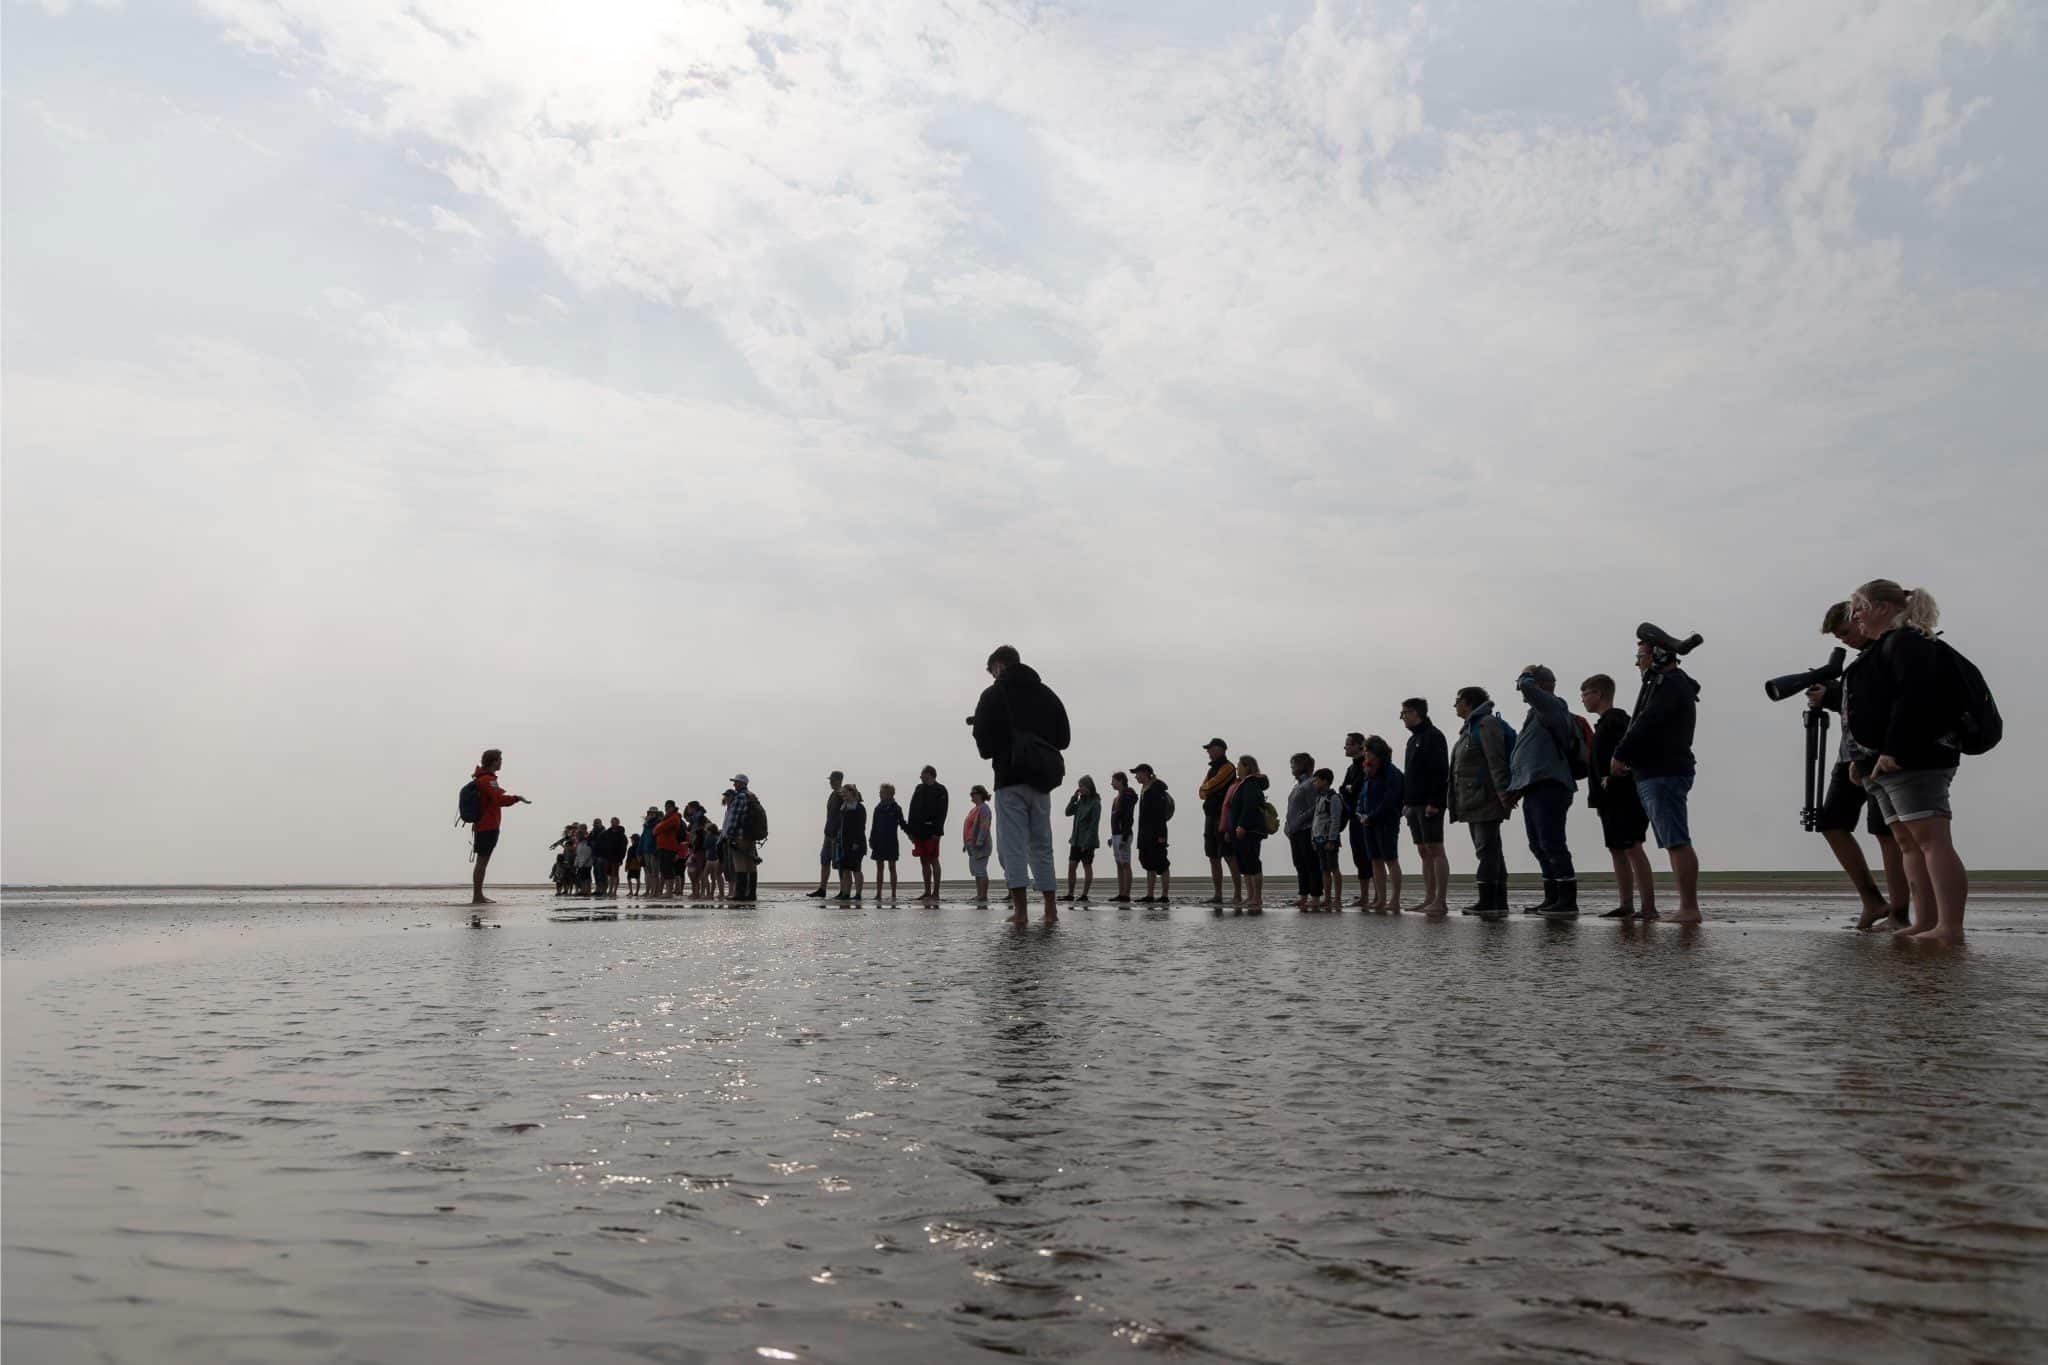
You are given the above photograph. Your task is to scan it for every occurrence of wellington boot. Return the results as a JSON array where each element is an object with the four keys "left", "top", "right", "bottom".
[
  {"left": 1521, "top": 879, "right": 1558, "bottom": 915},
  {"left": 1477, "top": 882, "right": 1510, "bottom": 920},
  {"left": 1541, "top": 880, "right": 1581, "bottom": 920}
]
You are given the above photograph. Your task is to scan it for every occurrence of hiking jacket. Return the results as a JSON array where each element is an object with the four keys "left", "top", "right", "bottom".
[
  {"left": 1066, "top": 792, "right": 1102, "bottom": 849},
  {"left": 870, "top": 799, "right": 907, "bottom": 858},
  {"left": 1110, "top": 788, "right": 1137, "bottom": 837},
  {"left": 972, "top": 664, "right": 1072, "bottom": 792},
  {"left": 1587, "top": 709, "right": 1634, "bottom": 808},
  {"left": 1284, "top": 773, "right": 1318, "bottom": 834},
  {"left": 822, "top": 790, "right": 843, "bottom": 839},
  {"left": 1362, "top": 762, "right": 1405, "bottom": 826},
  {"left": 654, "top": 811, "right": 683, "bottom": 852},
  {"left": 602, "top": 824, "right": 630, "bottom": 860},
  {"left": 963, "top": 802, "right": 993, "bottom": 856},
  {"left": 906, "top": 781, "right": 950, "bottom": 839},
  {"left": 1310, "top": 788, "right": 1346, "bottom": 843},
  {"left": 1449, "top": 702, "right": 1512, "bottom": 824},
  {"left": 1402, "top": 721, "right": 1449, "bottom": 809},
  {"left": 1615, "top": 666, "right": 1703, "bottom": 780},
  {"left": 1339, "top": 757, "right": 1366, "bottom": 817},
  {"left": 1843, "top": 628, "right": 1959, "bottom": 772},
  {"left": 1509, "top": 682, "right": 1576, "bottom": 793},
  {"left": 1137, "top": 782, "right": 1172, "bottom": 845},
  {"left": 640, "top": 817, "right": 659, "bottom": 857},
  {"left": 1198, "top": 757, "right": 1235, "bottom": 814},
  {"left": 1227, "top": 773, "right": 1271, "bottom": 839},
  {"left": 472, "top": 767, "right": 518, "bottom": 832}
]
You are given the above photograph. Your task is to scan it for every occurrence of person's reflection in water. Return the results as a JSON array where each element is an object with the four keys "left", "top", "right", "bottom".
[{"left": 978, "top": 928, "right": 1074, "bottom": 1157}]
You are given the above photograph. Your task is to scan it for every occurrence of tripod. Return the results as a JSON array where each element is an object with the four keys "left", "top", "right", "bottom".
[{"left": 1800, "top": 708, "right": 1830, "bottom": 831}]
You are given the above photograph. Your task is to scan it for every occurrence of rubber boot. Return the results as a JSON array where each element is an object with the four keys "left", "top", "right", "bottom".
[
  {"left": 1541, "top": 879, "right": 1580, "bottom": 920},
  {"left": 1460, "top": 882, "right": 1488, "bottom": 915},
  {"left": 1477, "top": 882, "right": 1510, "bottom": 920},
  {"left": 1522, "top": 878, "right": 1558, "bottom": 915}
]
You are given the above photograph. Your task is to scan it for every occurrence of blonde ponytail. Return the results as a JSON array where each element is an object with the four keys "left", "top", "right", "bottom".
[{"left": 1856, "top": 578, "right": 1941, "bottom": 638}]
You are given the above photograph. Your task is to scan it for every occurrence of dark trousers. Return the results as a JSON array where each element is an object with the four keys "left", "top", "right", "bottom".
[
  {"left": 1288, "top": 828, "right": 1321, "bottom": 897},
  {"left": 1520, "top": 780, "right": 1577, "bottom": 882},
  {"left": 1347, "top": 819, "right": 1371, "bottom": 877},
  {"left": 1467, "top": 820, "right": 1506, "bottom": 884}
]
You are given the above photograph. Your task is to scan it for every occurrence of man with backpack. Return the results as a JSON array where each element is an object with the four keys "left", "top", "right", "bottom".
[
  {"left": 1504, "top": 665, "right": 1583, "bottom": 920},
  {"left": 1133, "top": 763, "right": 1174, "bottom": 901},
  {"left": 721, "top": 774, "right": 767, "bottom": 902},
  {"left": 1448, "top": 687, "right": 1513, "bottom": 919},
  {"left": 970, "top": 644, "right": 1072, "bottom": 925},
  {"left": 1615, "top": 624, "right": 1704, "bottom": 924},
  {"left": 462, "top": 748, "right": 529, "bottom": 907}
]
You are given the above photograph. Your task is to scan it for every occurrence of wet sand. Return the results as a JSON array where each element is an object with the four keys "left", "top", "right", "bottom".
[{"left": 5, "top": 886, "right": 2046, "bottom": 1363}]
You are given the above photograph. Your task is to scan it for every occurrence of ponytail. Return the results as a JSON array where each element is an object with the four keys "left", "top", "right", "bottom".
[{"left": 1856, "top": 578, "right": 1941, "bottom": 638}]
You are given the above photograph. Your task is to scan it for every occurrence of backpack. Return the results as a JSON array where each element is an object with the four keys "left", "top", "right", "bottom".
[
  {"left": 1494, "top": 714, "right": 1517, "bottom": 764},
  {"left": 1935, "top": 638, "right": 2002, "bottom": 755},
  {"left": 457, "top": 780, "right": 483, "bottom": 825},
  {"left": 1260, "top": 799, "right": 1280, "bottom": 836},
  {"left": 746, "top": 798, "right": 769, "bottom": 840},
  {"left": 1160, "top": 790, "right": 1176, "bottom": 821},
  {"left": 1555, "top": 712, "right": 1592, "bottom": 782}
]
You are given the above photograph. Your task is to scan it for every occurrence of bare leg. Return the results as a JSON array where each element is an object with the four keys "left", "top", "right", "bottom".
[
  {"left": 1903, "top": 818, "right": 1967, "bottom": 944},
  {"left": 1877, "top": 833, "right": 1911, "bottom": 923},
  {"left": 1161, "top": 871, "right": 1172, "bottom": 899},
  {"left": 1230, "top": 856, "right": 1244, "bottom": 903},
  {"left": 1627, "top": 845, "right": 1657, "bottom": 914},
  {"left": 1608, "top": 849, "right": 1636, "bottom": 912},
  {"left": 1042, "top": 889, "right": 1057, "bottom": 922},
  {"left": 1080, "top": 863, "right": 1093, "bottom": 899},
  {"left": 1327, "top": 863, "right": 1342, "bottom": 910},
  {"left": 1666, "top": 846, "right": 1702, "bottom": 923},
  {"left": 471, "top": 852, "right": 494, "bottom": 905},
  {"left": 1388, "top": 860, "right": 1403, "bottom": 912},
  {"left": 1007, "top": 886, "right": 1028, "bottom": 925},
  {"left": 1066, "top": 859, "right": 1078, "bottom": 899},
  {"left": 1246, "top": 873, "right": 1262, "bottom": 910},
  {"left": 1209, "top": 855, "right": 1224, "bottom": 901}
]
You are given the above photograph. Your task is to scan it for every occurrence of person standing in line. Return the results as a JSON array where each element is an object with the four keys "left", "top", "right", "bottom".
[
  {"left": 1226, "top": 755, "right": 1271, "bottom": 913},
  {"left": 639, "top": 807, "right": 661, "bottom": 896},
  {"left": 587, "top": 815, "right": 608, "bottom": 896},
  {"left": 466, "top": 749, "right": 529, "bottom": 907},
  {"left": 1284, "top": 752, "right": 1320, "bottom": 910},
  {"left": 604, "top": 817, "right": 630, "bottom": 897},
  {"left": 871, "top": 783, "right": 908, "bottom": 900},
  {"left": 1064, "top": 775, "right": 1102, "bottom": 903},
  {"left": 1615, "top": 624, "right": 1706, "bottom": 926},
  {"left": 1399, "top": 701, "right": 1451, "bottom": 915},
  {"left": 624, "top": 840, "right": 643, "bottom": 896},
  {"left": 834, "top": 783, "right": 868, "bottom": 901},
  {"left": 1197, "top": 739, "right": 1239, "bottom": 905},
  {"left": 906, "top": 766, "right": 950, "bottom": 901},
  {"left": 1581, "top": 673, "right": 1656, "bottom": 919},
  {"left": 1133, "top": 764, "right": 1173, "bottom": 902},
  {"left": 1361, "top": 737, "right": 1406, "bottom": 911},
  {"left": 572, "top": 824, "right": 595, "bottom": 896},
  {"left": 808, "top": 771, "right": 846, "bottom": 898},
  {"left": 704, "top": 799, "right": 728, "bottom": 900},
  {"left": 1504, "top": 665, "right": 1581, "bottom": 919},
  {"left": 652, "top": 800, "right": 684, "bottom": 900},
  {"left": 970, "top": 645, "right": 1072, "bottom": 926},
  {"left": 963, "top": 785, "right": 994, "bottom": 905},
  {"left": 721, "top": 775, "right": 764, "bottom": 903},
  {"left": 1339, "top": 733, "right": 1371, "bottom": 909},
  {"left": 1107, "top": 771, "right": 1138, "bottom": 903},
  {"left": 1308, "top": 767, "right": 1345, "bottom": 911},
  {"left": 1810, "top": 602, "right": 1911, "bottom": 931},
  {"left": 1449, "top": 687, "right": 1513, "bottom": 919}
]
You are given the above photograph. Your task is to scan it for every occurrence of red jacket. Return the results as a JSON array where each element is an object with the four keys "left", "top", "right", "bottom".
[
  {"left": 473, "top": 766, "right": 519, "bottom": 831},
  {"left": 654, "top": 811, "right": 684, "bottom": 852}
]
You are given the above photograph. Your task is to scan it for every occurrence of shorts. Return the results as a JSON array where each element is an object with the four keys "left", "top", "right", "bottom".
[
  {"left": 1110, "top": 833, "right": 1133, "bottom": 866},
  {"left": 1203, "top": 821, "right": 1226, "bottom": 860},
  {"left": 473, "top": 827, "right": 500, "bottom": 857},
  {"left": 1404, "top": 807, "right": 1444, "bottom": 845},
  {"left": 1347, "top": 820, "right": 1371, "bottom": 874},
  {"left": 1866, "top": 766, "right": 1955, "bottom": 825},
  {"left": 1363, "top": 823, "right": 1401, "bottom": 862},
  {"left": 911, "top": 837, "right": 940, "bottom": 860},
  {"left": 1139, "top": 841, "right": 1170, "bottom": 874},
  {"left": 820, "top": 836, "right": 836, "bottom": 866},
  {"left": 1317, "top": 843, "right": 1341, "bottom": 872},
  {"left": 968, "top": 853, "right": 991, "bottom": 879},
  {"left": 1235, "top": 835, "right": 1265, "bottom": 876},
  {"left": 1596, "top": 788, "right": 1650, "bottom": 851},
  {"left": 1070, "top": 846, "right": 1095, "bottom": 866},
  {"left": 835, "top": 849, "right": 865, "bottom": 871},
  {"left": 1817, "top": 763, "right": 1891, "bottom": 839},
  {"left": 1635, "top": 774, "right": 1694, "bottom": 850}
]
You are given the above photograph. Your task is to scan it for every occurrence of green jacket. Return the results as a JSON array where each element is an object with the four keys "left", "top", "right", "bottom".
[
  {"left": 1065, "top": 792, "right": 1102, "bottom": 849},
  {"left": 1449, "top": 702, "right": 1513, "bottom": 824}
]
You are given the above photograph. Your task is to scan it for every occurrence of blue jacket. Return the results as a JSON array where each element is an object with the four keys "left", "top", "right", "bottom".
[
  {"left": 1361, "top": 762, "right": 1405, "bottom": 826},
  {"left": 1509, "top": 681, "right": 1576, "bottom": 792}
]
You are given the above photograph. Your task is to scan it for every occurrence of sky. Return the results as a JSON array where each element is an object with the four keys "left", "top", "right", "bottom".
[{"left": 3, "top": 0, "right": 2044, "bottom": 885}]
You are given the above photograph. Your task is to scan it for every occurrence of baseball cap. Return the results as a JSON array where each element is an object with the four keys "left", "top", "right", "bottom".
[
  {"left": 1133, "top": 762, "right": 1155, "bottom": 774},
  {"left": 730, "top": 773, "right": 750, "bottom": 784},
  {"left": 1204, "top": 737, "right": 1227, "bottom": 749}
]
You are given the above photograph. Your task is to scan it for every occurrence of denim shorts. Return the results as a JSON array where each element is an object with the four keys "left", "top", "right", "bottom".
[
  {"left": 968, "top": 853, "right": 990, "bottom": 879},
  {"left": 1634, "top": 774, "right": 1693, "bottom": 850},
  {"left": 1110, "top": 833, "right": 1133, "bottom": 865},
  {"left": 1866, "top": 767, "right": 1954, "bottom": 824}
]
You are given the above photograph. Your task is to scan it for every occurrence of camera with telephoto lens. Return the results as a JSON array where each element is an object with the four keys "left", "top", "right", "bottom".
[
  {"left": 1763, "top": 647, "right": 1847, "bottom": 703},
  {"left": 1635, "top": 622, "right": 1702, "bottom": 659}
]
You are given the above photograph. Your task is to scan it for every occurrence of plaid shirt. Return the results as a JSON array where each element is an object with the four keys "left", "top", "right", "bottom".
[{"left": 722, "top": 790, "right": 755, "bottom": 842}]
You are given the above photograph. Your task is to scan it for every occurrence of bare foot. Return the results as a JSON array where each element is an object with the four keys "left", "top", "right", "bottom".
[
  {"left": 470, "top": 895, "right": 496, "bottom": 906},
  {"left": 1006, "top": 913, "right": 1028, "bottom": 925},
  {"left": 1665, "top": 913, "right": 1703, "bottom": 925},
  {"left": 1910, "top": 927, "right": 1965, "bottom": 946},
  {"left": 1043, "top": 912, "right": 1058, "bottom": 923}
]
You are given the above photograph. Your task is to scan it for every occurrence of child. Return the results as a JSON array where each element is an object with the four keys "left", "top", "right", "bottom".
[
  {"left": 1361, "top": 738, "right": 1406, "bottom": 912},
  {"left": 703, "top": 819, "right": 727, "bottom": 900},
  {"left": 573, "top": 824, "right": 595, "bottom": 896},
  {"left": 1064, "top": 776, "right": 1101, "bottom": 902},
  {"left": 1309, "top": 768, "right": 1345, "bottom": 911},
  {"left": 1107, "top": 771, "right": 1137, "bottom": 903},
  {"left": 625, "top": 842, "right": 643, "bottom": 896},
  {"left": 835, "top": 783, "right": 867, "bottom": 901},
  {"left": 963, "top": 785, "right": 993, "bottom": 905},
  {"left": 871, "top": 783, "right": 908, "bottom": 900}
]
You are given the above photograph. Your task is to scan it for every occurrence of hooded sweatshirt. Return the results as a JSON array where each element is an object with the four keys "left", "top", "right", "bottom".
[
  {"left": 1615, "top": 666, "right": 1701, "bottom": 780},
  {"left": 1227, "top": 772, "right": 1272, "bottom": 839},
  {"left": 971, "top": 663, "right": 1073, "bottom": 792}
]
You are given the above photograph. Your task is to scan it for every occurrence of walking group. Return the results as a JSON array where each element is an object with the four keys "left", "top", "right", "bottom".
[{"left": 459, "top": 581, "right": 1992, "bottom": 942}]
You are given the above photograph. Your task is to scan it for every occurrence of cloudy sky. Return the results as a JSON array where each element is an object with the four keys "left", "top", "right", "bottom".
[{"left": 4, "top": 0, "right": 2043, "bottom": 885}]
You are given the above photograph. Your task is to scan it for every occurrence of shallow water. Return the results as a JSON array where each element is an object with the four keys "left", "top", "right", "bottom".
[{"left": 5, "top": 888, "right": 2046, "bottom": 1364}]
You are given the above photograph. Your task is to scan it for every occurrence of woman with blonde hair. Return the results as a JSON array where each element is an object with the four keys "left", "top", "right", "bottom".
[
  {"left": 1845, "top": 579, "right": 1968, "bottom": 944},
  {"left": 1226, "top": 755, "right": 1272, "bottom": 912}
]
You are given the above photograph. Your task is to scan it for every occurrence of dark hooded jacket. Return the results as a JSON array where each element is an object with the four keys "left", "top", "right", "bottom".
[
  {"left": 1843, "top": 627, "right": 1960, "bottom": 772},
  {"left": 1137, "top": 780, "right": 1172, "bottom": 846},
  {"left": 972, "top": 663, "right": 1072, "bottom": 792},
  {"left": 1402, "top": 720, "right": 1449, "bottom": 809},
  {"left": 1614, "top": 666, "right": 1700, "bottom": 780},
  {"left": 906, "top": 781, "right": 950, "bottom": 840},
  {"left": 1227, "top": 772, "right": 1272, "bottom": 840}
]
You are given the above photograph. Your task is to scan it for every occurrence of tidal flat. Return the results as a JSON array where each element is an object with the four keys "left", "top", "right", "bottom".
[{"left": 5, "top": 886, "right": 2045, "bottom": 1363}]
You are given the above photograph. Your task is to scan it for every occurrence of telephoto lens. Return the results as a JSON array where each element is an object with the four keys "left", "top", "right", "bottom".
[{"left": 1763, "top": 646, "right": 1847, "bottom": 702}]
